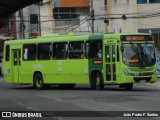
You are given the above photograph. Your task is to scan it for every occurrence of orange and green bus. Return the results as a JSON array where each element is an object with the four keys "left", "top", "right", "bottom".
[{"left": 3, "top": 32, "right": 157, "bottom": 90}]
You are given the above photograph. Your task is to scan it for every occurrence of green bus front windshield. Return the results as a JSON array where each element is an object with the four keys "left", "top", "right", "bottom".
[{"left": 121, "top": 43, "right": 156, "bottom": 67}]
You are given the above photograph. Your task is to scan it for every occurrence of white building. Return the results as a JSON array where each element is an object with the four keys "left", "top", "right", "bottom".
[
  {"left": 15, "top": 0, "right": 160, "bottom": 49},
  {"left": 16, "top": 0, "right": 90, "bottom": 38},
  {"left": 107, "top": 0, "right": 160, "bottom": 48},
  {"left": 16, "top": 4, "right": 39, "bottom": 39},
  {"left": 92, "top": 0, "right": 107, "bottom": 33}
]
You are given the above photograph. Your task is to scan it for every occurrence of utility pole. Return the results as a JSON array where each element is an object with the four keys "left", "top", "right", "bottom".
[
  {"left": 90, "top": 0, "right": 94, "bottom": 33},
  {"left": 8, "top": 17, "right": 12, "bottom": 40},
  {"left": 38, "top": 3, "right": 41, "bottom": 36},
  {"left": 19, "top": 10, "right": 25, "bottom": 39}
]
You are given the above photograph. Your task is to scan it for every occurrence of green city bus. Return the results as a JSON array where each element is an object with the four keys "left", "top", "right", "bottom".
[{"left": 3, "top": 32, "right": 157, "bottom": 90}]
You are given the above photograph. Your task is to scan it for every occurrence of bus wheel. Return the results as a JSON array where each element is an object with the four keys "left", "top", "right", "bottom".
[
  {"left": 124, "top": 83, "right": 133, "bottom": 91},
  {"left": 34, "top": 74, "right": 44, "bottom": 90},
  {"left": 91, "top": 73, "right": 104, "bottom": 90}
]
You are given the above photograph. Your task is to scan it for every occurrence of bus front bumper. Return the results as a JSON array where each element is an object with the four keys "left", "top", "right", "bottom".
[{"left": 120, "top": 75, "right": 157, "bottom": 84}]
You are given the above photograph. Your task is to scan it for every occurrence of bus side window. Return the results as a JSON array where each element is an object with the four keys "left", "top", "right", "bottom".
[
  {"left": 53, "top": 42, "right": 68, "bottom": 60},
  {"left": 23, "top": 44, "right": 36, "bottom": 60},
  {"left": 5, "top": 45, "right": 10, "bottom": 61},
  {"left": 37, "top": 43, "right": 52, "bottom": 60},
  {"left": 69, "top": 41, "right": 84, "bottom": 59},
  {"left": 13, "top": 50, "right": 21, "bottom": 66},
  {"left": 86, "top": 40, "right": 102, "bottom": 58},
  {"left": 106, "top": 46, "right": 110, "bottom": 62},
  {"left": 112, "top": 45, "right": 115, "bottom": 62}
]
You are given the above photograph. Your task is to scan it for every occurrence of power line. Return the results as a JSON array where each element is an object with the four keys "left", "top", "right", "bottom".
[{"left": 1, "top": 12, "right": 160, "bottom": 25}]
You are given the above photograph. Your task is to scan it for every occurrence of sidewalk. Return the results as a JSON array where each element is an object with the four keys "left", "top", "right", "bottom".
[{"left": 140, "top": 78, "right": 160, "bottom": 89}]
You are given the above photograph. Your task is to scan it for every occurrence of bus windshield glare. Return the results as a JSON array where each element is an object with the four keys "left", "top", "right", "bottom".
[{"left": 121, "top": 43, "right": 156, "bottom": 67}]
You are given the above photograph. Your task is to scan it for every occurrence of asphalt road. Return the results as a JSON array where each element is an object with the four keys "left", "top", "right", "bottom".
[{"left": 0, "top": 77, "right": 160, "bottom": 120}]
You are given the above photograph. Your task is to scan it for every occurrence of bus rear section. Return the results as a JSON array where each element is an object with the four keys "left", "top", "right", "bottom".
[{"left": 3, "top": 34, "right": 90, "bottom": 89}]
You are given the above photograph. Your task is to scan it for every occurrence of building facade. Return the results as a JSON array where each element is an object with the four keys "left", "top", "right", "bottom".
[
  {"left": 0, "top": 14, "right": 16, "bottom": 59},
  {"left": 15, "top": 0, "right": 90, "bottom": 38},
  {"left": 52, "top": 0, "right": 90, "bottom": 33},
  {"left": 10, "top": 0, "right": 160, "bottom": 49},
  {"left": 107, "top": 0, "right": 160, "bottom": 49}
]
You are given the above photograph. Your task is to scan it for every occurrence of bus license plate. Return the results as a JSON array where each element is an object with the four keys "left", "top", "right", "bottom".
[{"left": 140, "top": 80, "right": 146, "bottom": 83}]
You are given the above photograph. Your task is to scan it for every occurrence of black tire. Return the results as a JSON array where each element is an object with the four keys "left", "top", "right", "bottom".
[
  {"left": 34, "top": 74, "right": 44, "bottom": 90},
  {"left": 124, "top": 83, "right": 133, "bottom": 91},
  {"left": 91, "top": 73, "right": 104, "bottom": 90}
]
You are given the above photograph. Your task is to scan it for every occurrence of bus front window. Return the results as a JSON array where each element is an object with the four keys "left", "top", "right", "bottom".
[{"left": 121, "top": 43, "right": 156, "bottom": 67}]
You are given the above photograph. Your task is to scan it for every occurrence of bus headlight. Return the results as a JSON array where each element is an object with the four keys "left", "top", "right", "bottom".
[
  {"left": 154, "top": 70, "right": 157, "bottom": 75},
  {"left": 123, "top": 69, "right": 129, "bottom": 76}
]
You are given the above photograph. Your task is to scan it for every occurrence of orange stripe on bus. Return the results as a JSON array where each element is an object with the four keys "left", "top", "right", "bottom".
[
  {"left": 127, "top": 59, "right": 139, "bottom": 63},
  {"left": 94, "top": 60, "right": 102, "bottom": 64}
]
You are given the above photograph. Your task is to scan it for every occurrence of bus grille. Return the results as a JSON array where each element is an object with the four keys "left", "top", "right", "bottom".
[
  {"left": 130, "top": 72, "right": 153, "bottom": 76},
  {"left": 134, "top": 77, "right": 151, "bottom": 82},
  {"left": 128, "top": 67, "right": 154, "bottom": 72}
]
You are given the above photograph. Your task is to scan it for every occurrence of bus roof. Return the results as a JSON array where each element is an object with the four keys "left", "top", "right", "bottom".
[{"left": 5, "top": 32, "right": 151, "bottom": 45}]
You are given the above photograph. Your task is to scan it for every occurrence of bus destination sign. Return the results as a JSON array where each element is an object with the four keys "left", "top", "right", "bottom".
[{"left": 121, "top": 35, "right": 152, "bottom": 41}]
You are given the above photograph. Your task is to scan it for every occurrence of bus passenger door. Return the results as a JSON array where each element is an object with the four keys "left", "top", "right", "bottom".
[
  {"left": 105, "top": 45, "right": 117, "bottom": 82},
  {"left": 12, "top": 49, "right": 21, "bottom": 83}
]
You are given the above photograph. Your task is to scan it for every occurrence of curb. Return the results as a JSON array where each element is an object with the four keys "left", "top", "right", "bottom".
[{"left": 138, "top": 81, "right": 160, "bottom": 89}]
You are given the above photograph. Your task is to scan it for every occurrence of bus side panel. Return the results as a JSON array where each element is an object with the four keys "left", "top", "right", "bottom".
[
  {"left": 42, "top": 59, "right": 89, "bottom": 84},
  {"left": 4, "top": 60, "right": 13, "bottom": 84},
  {"left": 64, "top": 59, "right": 89, "bottom": 84},
  {"left": 3, "top": 44, "right": 12, "bottom": 83},
  {"left": 21, "top": 61, "right": 36, "bottom": 84},
  {"left": 21, "top": 59, "right": 89, "bottom": 84},
  {"left": 43, "top": 60, "right": 68, "bottom": 84}
]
